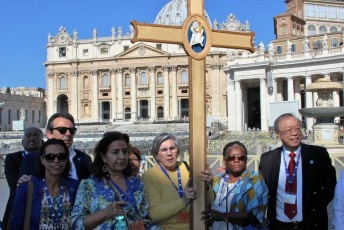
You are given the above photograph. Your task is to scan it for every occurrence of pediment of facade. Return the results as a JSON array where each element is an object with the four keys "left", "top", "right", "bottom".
[{"left": 115, "top": 43, "right": 170, "bottom": 59}]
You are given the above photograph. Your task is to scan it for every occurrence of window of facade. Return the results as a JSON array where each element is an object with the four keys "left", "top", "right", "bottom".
[
  {"left": 157, "top": 73, "right": 163, "bottom": 85},
  {"left": 125, "top": 107, "right": 131, "bottom": 120},
  {"left": 330, "top": 26, "right": 338, "bottom": 33},
  {"left": 100, "top": 47, "right": 109, "bottom": 54},
  {"left": 32, "top": 110, "right": 35, "bottom": 123},
  {"left": 83, "top": 76, "right": 89, "bottom": 88},
  {"left": 84, "top": 104, "right": 90, "bottom": 115},
  {"left": 282, "top": 25, "right": 287, "bottom": 34},
  {"left": 102, "top": 74, "right": 110, "bottom": 87},
  {"left": 140, "top": 72, "right": 148, "bottom": 85},
  {"left": 291, "top": 44, "right": 296, "bottom": 52},
  {"left": 181, "top": 89, "right": 188, "bottom": 94},
  {"left": 317, "top": 5, "right": 327, "bottom": 18},
  {"left": 181, "top": 70, "right": 188, "bottom": 83},
  {"left": 83, "top": 49, "right": 89, "bottom": 56},
  {"left": 125, "top": 74, "right": 131, "bottom": 86},
  {"left": 125, "top": 91, "right": 130, "bottom": 96},
  {"left": 339, "top": 7, "right": 344, "bottom": 20},
  {"left": 59, "top": 47, "right": 66, "bottom": 57},
  {"left": 313, "top": 40, "right": 322, "bottom": 49},
  {"left": 157, "top": 90, "right": 163, "bottom": 95},
  {"left": 156, "top": 44, "right": 162, "bottom": 50},
  {"left": 157, "top": 106, "right": 164, "bottom": 118},
  {"left": 331, "top": 38, "right": 338, "bottom": 47},
  {"left": 38, "top": 111, "right": 41, "bottom": 123},
  {"left": 308, "top": 25, "right": 316, "bottom": 35},
  {"left": 16, "top": 110, "right": 20, "bottom": 120},
  {"left": 319, "top": 26, "right": 327, "bottom": 34},
  {"left": 60, "top": 76, "right": 66, "bottom": 89},
  {"left": 327, "top": 6, "right": 337, "bottom": 19},
  {"left": 124, "top": 46, "right": 129, "bottom": 51},
  {"left": 276, "top": 46, "right": 282, "bottom": 54},
  {"left": 305, "top": 4, "right": 316, "bottom": 18}
]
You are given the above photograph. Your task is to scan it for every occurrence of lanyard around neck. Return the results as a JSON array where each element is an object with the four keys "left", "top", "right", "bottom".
[
  {"left": 219, "top": 173, "right": 240, "bottom": 206},
  {"left": 282, "top": 151, "right": 301, "bottom": 186},
  {"left": 160, "top": 164, "right": 184, "bottom": 198}
]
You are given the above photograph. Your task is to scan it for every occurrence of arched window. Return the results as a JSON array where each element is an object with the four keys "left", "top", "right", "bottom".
[
  {"left": 125, "top": 107, "right": 131, "bottom": 120},
  {"left": 157, "top": 106, "right": 164, "bottom": 118},
  {"left": 83, "top": 76, "right": 89, "bottom": 88},
  {"left": 330, "top": 26, "right": 338, "bottom": 33},
  {"left": 181, "top": 71, "right": 188, "bottom": 83},
  {"left": 102, "top": 74, "right": 110, "bottom": 87},
  {"left": 60, "top": 76, "right": 66, "bottom": 89},
  {"left": 157, "top": 72, "right": 163, "bottom": 85},
  {"left": 319, "top": 26, "right": 327, "bottom": 35},
  {"left": 125, "top": 74, "right": 131, "bottom": 86},
  {"left": 308, "top": 25, "right": 316, "bottom": 36},
  {"left": 140, "top": 72, "right": 148, "bottom": 85}
]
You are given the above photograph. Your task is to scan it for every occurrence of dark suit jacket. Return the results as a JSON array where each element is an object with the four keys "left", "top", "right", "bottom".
[
  {"left": 259, "top": 143, "right": 336, "bottom": 230},
  {"left": 3, "top": 151, "right": 25, "bottom": 227},
  {"left": 19, "top": 149, "right": 92, "bottom": 181}
]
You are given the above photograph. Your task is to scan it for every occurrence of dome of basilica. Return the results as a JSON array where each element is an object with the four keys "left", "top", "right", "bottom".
[{"left": 154, "top": 0, "right": 213, "bottom": 28}]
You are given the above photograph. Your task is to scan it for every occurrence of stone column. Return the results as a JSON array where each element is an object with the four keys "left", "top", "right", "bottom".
[
  {"left": 163, "top": 66, "right": 170, "bottom": 119},
  {"left": 149, "top": 67, "right": 156, "bottom": 121},
  {"left": 287, "top": 77, "right": 294, "bottom": 101},
  {"left": 227, "top": 77, "right": 235, "bottom": 130},
  {"left": 260, "top": 77, "right": 268, "bottom": 131},
  {"left": 92, "top": 70, "right": 99, "bottom": 121},
  {"left": 294, "top": 78, "right": 301, "bottom": 109},
  {"left": 276, "top": 79, "right": 283, "bottom": 101},
  {"left": 110, "top": 69, "right": 116, "bottom": 121},
  {"left": 272, "top": 78, "right": 277, "bottom": 101},
  {"left": 171, "top": 66, "right": 178, "bottom": 119},
  {"left": 117, "top": 69, "right": 123, "bottom": 120},
  {"left": 235, "top": 80, "right": 242, "bottom": 130},
  {"left": 70, "top": 71, "right": 79, "bottom": 120},
  {"left": 305, "top": 75, "right": 314, "bottom": 130},
  {"left": 331, "top": 75, "right": 340, "bottom": 122},
  {"left": 212, "top": 64, "right": 222, "bottom": 119},
  {"left": 47, "top": 73, "right": 55, "bottom": 117},
  {"left": 130, "top": 68, "right": 137, "bottom": 122}
]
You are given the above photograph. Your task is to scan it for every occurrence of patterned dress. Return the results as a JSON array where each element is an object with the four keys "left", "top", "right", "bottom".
[
  {"left": 71, "top": 175, "right": 159, "bottom": 230},
  {"left": 209, "top": 170, "right": 268, "bottom": 230}
]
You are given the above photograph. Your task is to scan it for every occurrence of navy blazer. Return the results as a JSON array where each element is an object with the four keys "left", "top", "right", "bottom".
[
  {"left": 10, "top": 176, "right": 79, "bottom": 230},
  {"left": 259, "top": 143, "right": 336, "bottom": 230},
  {"left": 19, "top": 149, "right": 92, "bottom": 181}
]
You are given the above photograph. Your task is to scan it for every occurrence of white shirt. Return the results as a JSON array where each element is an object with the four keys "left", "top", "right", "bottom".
[
  {"left": 69, "top": 148, "right": 78, "bottom": 180},
  {"left": 334, "top": 170, "right": 344, "bottom": 229},
  {"left": 276, "top": 146, "right": 303, "bottom": 222}
]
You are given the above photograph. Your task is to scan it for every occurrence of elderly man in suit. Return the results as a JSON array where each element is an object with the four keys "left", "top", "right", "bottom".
[
  {"left": 3, "top": 126, "right": 43, "bottom": 229},
  {"left": 19, "top": 112, "right": 92, "bottom": 181},
  {"left": 259, "top": 113, "right": 336, "bottom": 230}
]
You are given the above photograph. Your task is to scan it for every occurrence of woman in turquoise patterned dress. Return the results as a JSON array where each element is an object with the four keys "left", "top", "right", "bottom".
[
  {"left": 71, "top": 131, "right": 159, "bottom": 230},
  {"left": 201, "top": 141, "right": 268, "bottom": 230},
  {"left": 11, "top": 138, "right": 79, "bottom": 229}
]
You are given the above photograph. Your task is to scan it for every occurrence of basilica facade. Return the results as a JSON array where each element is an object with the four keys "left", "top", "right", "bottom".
[{"left": 45, "top": 0, "right": 344, "bottom": 131}]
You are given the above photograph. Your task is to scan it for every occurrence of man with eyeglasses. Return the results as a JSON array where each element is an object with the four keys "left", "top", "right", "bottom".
[
  {"left": 19, "top": 113, "right": 92, "bottom": 182},
  {"left": 259, "top": 113, "right": 336, "bottom": 230},
  {"left": 3, "top": 126, "right": 43, "bottom": 229}
]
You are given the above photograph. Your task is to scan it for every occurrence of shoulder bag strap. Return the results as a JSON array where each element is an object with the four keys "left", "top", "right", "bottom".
[{"left": 23, "top": 180, "right": 33, "bottom": 230}]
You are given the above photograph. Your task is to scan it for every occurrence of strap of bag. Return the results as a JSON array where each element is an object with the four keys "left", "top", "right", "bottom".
[{"left": 23, "top": 180, "right": 33, "bottom": 230}]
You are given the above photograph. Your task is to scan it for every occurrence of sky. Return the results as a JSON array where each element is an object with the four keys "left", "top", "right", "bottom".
[{"left": 0, "top": 0, "right": 285, "bottom": 88}]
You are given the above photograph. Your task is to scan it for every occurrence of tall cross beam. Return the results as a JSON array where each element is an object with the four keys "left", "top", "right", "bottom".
[{"left": 131, "top": 1, "right": 255, "bottom": 229}]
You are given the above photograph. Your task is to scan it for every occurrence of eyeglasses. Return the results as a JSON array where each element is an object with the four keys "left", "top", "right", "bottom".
[
  {"left": 279, "top": 127, "right": 302, "bottom": 135},
  {"left": 159, "top": 146, "right": 178, "bottom": 154},
  {"left": 43, "top": 153, "right": 68, "bottom": 163},
  {"left": 224, "top": 155, "right": 247, "bottom": 162},
  {"left": 51, "top": 127, "right": 77, "bottom": 135}
]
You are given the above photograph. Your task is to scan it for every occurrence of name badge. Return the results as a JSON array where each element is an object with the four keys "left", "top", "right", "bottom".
[{"left": 284, "top": 193, "right": 296, "bottom": 204}]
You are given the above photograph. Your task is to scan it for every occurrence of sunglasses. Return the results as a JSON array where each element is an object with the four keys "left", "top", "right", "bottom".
[
  {"left": 43, "top": 153, "right": 68, "bottom": 163},
  {"left": 224, "top": 155, "right": 247, "bottom": 162},
  {"left": 51, "top": 127, "right": 77, "bottom": 135}
]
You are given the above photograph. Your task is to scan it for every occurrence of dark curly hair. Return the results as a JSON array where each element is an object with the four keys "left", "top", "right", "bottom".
[
  {"left": 37, "top": 138, "right": 71, "bottom": 178},
  {"left": 222, "top": 141, "right": 248, "bottom": 157},
  {"left": 129, "top": 144, "right": 142, "bottom": 161},
  {"left": 92, "top": 131, "right": 132, "bottom": 178}
]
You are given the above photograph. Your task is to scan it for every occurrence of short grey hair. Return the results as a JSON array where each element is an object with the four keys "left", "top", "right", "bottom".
[
  {"left": 274, "top": 113, "right": 302, "bottom": 132},
  {"left": 151, "top": 133, "right": 180, "bottom": 161}
]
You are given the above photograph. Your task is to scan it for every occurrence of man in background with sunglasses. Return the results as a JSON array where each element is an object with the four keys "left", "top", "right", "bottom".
[
  {"left": 19, "top": 113, "right": 92, "bottom": 182},
  {"left": 259, "top": 113, "right": 336, "bottom": 230},
  {"left": 3, "top": 126, "right": 43, "bottom": 229}
]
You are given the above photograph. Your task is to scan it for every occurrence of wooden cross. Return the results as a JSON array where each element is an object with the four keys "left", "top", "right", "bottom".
[{"left": 131, "top": 1, "right": 254, "bottom": 229}]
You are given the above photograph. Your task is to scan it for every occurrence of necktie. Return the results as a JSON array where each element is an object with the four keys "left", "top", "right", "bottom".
[{"left": 284, "top": 152, "right": 297, "bottom": 219}]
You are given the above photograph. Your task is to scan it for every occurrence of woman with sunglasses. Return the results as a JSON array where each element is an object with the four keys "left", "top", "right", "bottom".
[
  {"left": 10, "top": 138, "right": 79, "bottom": 229},
  {"left": 201, "top": 141, "right": 268, "bottom": 230},
  {"left": 70, "top": 131, "right": 160, "bottom": 230}
]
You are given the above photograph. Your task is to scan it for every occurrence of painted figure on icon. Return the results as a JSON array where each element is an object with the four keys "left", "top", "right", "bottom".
[{"left": 189, "top": 20, "right": 206, "bottom": 52}]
